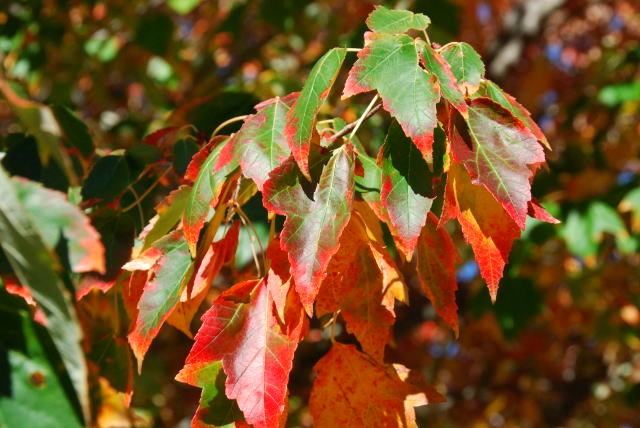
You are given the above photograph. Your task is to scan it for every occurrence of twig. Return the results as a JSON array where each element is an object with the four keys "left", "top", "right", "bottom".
[
  {"left": 211, "top": 115, "right": 248, "bottom": 138},
  {"left": 348, "top": 94, "right": 379, "bottom": 141},
  {"left": 330, "top": 102, "right": 383, "bottom": 142}
]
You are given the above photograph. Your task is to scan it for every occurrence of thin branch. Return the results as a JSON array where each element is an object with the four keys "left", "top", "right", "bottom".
[
  {"left": 349, "top": 94, "right": 379, "bottom": 141},
  {"left": 330, "top": 101, "right": 383, "bottom": 142},
  {"left": 211, "top": 115, "right": 249, "bottom": 138},
  {"left": 345, "top": 48, "right": 362, "bottom": 52}
]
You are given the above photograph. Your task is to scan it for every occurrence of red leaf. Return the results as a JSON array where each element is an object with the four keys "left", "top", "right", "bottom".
[
  {"left": 528, "top": 199, "right": 560, "bottom": 224},
  {"left": 440, "top": 163, "right": 520, "bottom": 301},
  {"left": 415, "top": 213, "right": 460, "bottom": 335}
]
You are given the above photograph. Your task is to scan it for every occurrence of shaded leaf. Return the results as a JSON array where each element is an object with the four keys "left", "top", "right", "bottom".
[
  {"left": 285, "top": 48, "right": 346, "bottom": 177},
  {"left": 379, "top": 121, "right": 434, "bottom": 260},
  {"left": 343, "top": 33, "right": 440, "bottom": 161},
  {"left": 415, "top": 213, "right": 459, "bottom": 334},
  {"left": 51, "top": 104, "right": 94, "bottom": 157},
  {"left": 81, "top": 155, "right": 130, "bottom": 201}
]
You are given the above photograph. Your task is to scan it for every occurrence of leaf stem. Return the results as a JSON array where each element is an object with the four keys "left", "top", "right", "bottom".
[
  {"left": 348, "top": 94, "right": 380, "bottom": 141},
  {"left": 211, "top": 115, "right": 249, "bottom": 138},
  {"left": 330, "top": 101, "right": 383, "bottom": 142},
  {"left": 122, "top": 167, "right": 171, "bottom": 213},
  {"left": 345, "top": 48, "right": 361, "bottom": 53}
]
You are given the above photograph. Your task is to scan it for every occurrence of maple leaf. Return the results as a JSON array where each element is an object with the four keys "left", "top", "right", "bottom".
[
  {"left": 233, "top": 93, "right": 298, "bottom": 191},
  {"left": 440, "top": 163, "right": 521, "bottom": 301},
  {"left": 343, "top": 32, "right": 440, "bottom": 161},
  {"left": 285, "top": 48, "right": 346, "bottom": 177},
  {"left": 379, "top": 121, "right": 434, "bottom": 260},
  {"left": 12, "top": 177, "right": 105, "bottom": 274},
  {"left": 138, "top": 185, "right": 191, "bottom": 253},
  {"left": 366, "top": 6, "right": 431, "bottom": 34},
  {"left": 477, "top": 80, "right": 551, "bottom": 150},
  {"left": 450, "top": 98, "right": 545, "bottom": 229},
  {"left": 439, "top": 42, "right": 485, "bottom": 95},
  {"left": 183, "top": 136, "right": 238, "bottom": 253},
  {"left": 262, "top": 145, "right": 355, "bottom": 314},
  {"left": 415, "top": 213, "right": 460, "bottom": 335},
  {"left": 309, "top": 343, "right": 444, "bottom": 427},
  {"left": 528, "top": 199, "right": 560, "bottom": 224},
  {"left": 167, "top": 221, "right": 240, "bottom": 336},
  {"left": 127, "top": 231, "right": 194, "bottom": 368},
  {"left": 420, "top": 41, "right": 468, "bottom": 115},
  {"left": 316, "top": 215, "right": 397, "bottom": 361},
  {"left": 185, "top": 278, "right": 306, "bottom": 428}
]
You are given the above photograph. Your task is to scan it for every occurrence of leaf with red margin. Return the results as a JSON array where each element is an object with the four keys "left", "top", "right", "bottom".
[
  {"left": 185, "top": 278, "right": 306, "bottom": 428},
  {"left": 343, "top": 32, "right": 440, "bottom": 161},
  {"left": 167, "top": 222, "right": 240, "bottom": 336},
  {"left": 233, "top": 93, "right": 298, "bottom": 190},
  {"left": 139, "top": 185, "right": 191, "bottom": 252},
  {"left": 420, "top": 42, "right": 468, "bottom": 115},
  {"left": 451, "top": 98, "right": 545, "bottom": 229},
  {"left": 379, "top": 121, "right": 434, "bottom": 260},
  {"left": 183, "top": 136, "right": 238, "bottom": 253},
  {"left": 262, "top": 146, "right": 355, "bottom": 314},
  {"left": 316, "top": 216, "right": 395, "bottom": 362},
  {"left": 415, "top": 213, "right": 460, "bottom": 335},
  {"left": 127, "top": 231, "right": 194, "bottom": 369},
  {"left": 366, "top": 6, "right": 431, "bottom": 34},
  {"left": 440, "top": 163, "right": 521, "bottom": 301},
  {"left": 477, "top": 80, "right": 550, "bottom": 150},
  {"left": 439, "top": 42, "right": 485, "bottom": 95},
  {"left": 528, "top": 199, "right": 560, "bottom": 224},
  {"left": 265, "top": 239, "right": 293, "bottom": 323},
  {"left": 309, "top": 343, "right": 444, "bottom": 427},
  {"left": 175, "top": 361, "right": 244, "bottom": 427},
  {"left": 285, "top": 48, "right": 346, "bottom": 177},
  {"left": 11, "top": 177, "right": 105, "bottom": 274}
]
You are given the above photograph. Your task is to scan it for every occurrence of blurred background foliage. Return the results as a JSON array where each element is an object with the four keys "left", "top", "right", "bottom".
[{"left": 0, "top": 0, "right": 639, "bottom": 427}]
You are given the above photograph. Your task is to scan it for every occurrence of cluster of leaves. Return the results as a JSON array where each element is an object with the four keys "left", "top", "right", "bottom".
[{"left": 6, "top": 2, "right": 639, "bottom": 427}]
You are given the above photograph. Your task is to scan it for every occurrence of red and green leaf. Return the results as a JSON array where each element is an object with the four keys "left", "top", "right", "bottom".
[
  {"left": 415, "top": 213, "right": 460, "bottom": 334},
  {"left": 477, "top": 80, "right": 551, "bottom": 150},
  {"left": 12, "top": 177, "right": 105, "bottom": 274},
  {"left": 421, "top": 42, "right": 468, "bottom": 115},
  {"left": 343, "top": 32, "right": 440, "bottom": 161},
  {"left": 285, "top": 48, "right": 346, "bottom": 177},
  {"left": 451, "top": 98, "right": 545, "bottom": 229},
  {"left": 234, "top": 93, "right": 298, "bottom": 190},
  {"left": 366, "top": 6, "right": 431, "bottom": 34},
  {"left": 379, "top": 121, "right": 434, "bottom": 260},
  {"left": 262, "top": 146, "right": 355, "bottom": 314},
  {"left": 127, "top": 232, "right": 194, "bottom": 368},
  {"left": 439, "top": 42, "right": 485, "bottom": 95},
  {"left": 139, "top": 185, "right": 191, "bottom": 252},
  {"left": 183, "top": 136, "right": 238, "bottom": 253}
]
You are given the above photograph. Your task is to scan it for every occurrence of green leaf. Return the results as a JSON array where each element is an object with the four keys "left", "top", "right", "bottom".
[
  {"left": 128, "top": 232, "right": 194, "bottom": 368},
  {"left": 176, "top": 362, "right": 243, "bottom": 427},
  {"left": 598, "top": 81, "right": 640, "bottom": 107},
  {"left": 234, "top": 94, "right": 297, "bottom": 190},
  {"left": 451, "top": 98, "right": 545, "bottom": 229},
  {"left": 420, "top": 41, "right": 467, "bottom": 114},
  {"left": 477, "top": 80, "right": 550, "bottom": 149},
  {"left": 50, "top": 105, "right": 94, "bottom": 157},
  {"left": 81, "top": 155, "right": 130, "bottom": 201},
  {"left": 0, "top": 308, "right": 83, "bottom": 428},
  {"left": 379, "top": 121, "right": 434, "bottom": 259},
  {"left": 183, "top": 137, "right": 238, "bottom": 253},
  {"left": 262, "top": 146, "right": 355, "bottom": 314},
  {"left": 167, "top": 0, "right": 201, "bottom": 14},
  {"left": 562, "top": 210, "right": 597, "bottom": 258},
  {"left": 141, "top": 186, "right": 191, "bottom": 251},
  {"left": 588, "top": 202, "right": 636, "bottom": 254},
  {"left": 343, "top": 33, "right": 440, "bottom": 161},
  {"left": 620, "top": 187, "right": 640, "bottom": 233},
  {"left": 12, "top": 177, "right": 105, "bottom": 274},
  {"left": 285, "top": 48, "right": 346, "bottom": 177},
  {"left": 366, "top": 6, "right": 431, "bottom": 34},
  {"left": 439, "top": 42, "right": 485, "bottom": 95},
  {"left": 0, "top": 166, "right": 89, "bottom": 422}
]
